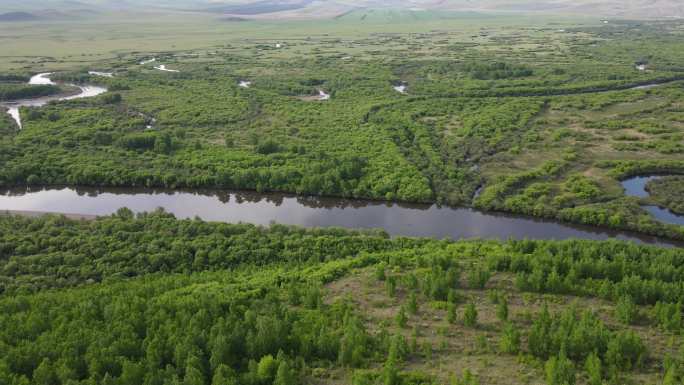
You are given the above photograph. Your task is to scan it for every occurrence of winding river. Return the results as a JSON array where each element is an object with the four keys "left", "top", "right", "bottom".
[
  {"left": 621, "top": 175, "right": 684, "bottom": 226},
  {"left": 0, "top": 186, "right": 679, "bottom": 247},
  {"left": 0, "top": 74, "right": 682, "bottom": 246},
  {"left": 0, "top": 73, "right": 107, "bottom": 128}
]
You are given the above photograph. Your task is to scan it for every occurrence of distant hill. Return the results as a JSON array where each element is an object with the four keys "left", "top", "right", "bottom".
[
  {"left": 205, "top": 0, "right": 312, "bottom": 15},
  {"left": 1, "top": 0, "right": 682, "bottom": 19},
  {"left": 0, "top": 11, "right": 38, "bottom": 22},
  {"left": 198, "top": 0, "right": 684, "bottom": 20}
]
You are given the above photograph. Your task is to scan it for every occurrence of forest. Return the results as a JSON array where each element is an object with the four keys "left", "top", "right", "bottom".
[{"left": 1, "top": 212, "right": 684, "bottom": 384}]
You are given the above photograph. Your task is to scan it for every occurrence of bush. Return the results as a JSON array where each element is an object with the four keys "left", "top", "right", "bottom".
[
  {"left": 256, "top": 139, "right": 281, "bottom": 154},
  {"left": 101, "top": 93, "right": 122, "bottom": 104}
]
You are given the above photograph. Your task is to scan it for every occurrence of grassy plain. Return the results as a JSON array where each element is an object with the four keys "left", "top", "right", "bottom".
[{"left": 0, "top": 11, "right": 683, "bottom": 240}]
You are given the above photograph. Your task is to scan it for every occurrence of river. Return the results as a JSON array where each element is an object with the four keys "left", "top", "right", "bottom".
[
  {"left": 0, "top": 186, "right": 679, "bottom": 247},
  {"left": 0, "top": 75, "right": 682, "bottom": 246},
  {"left": 0, "top": 73, "right": 107, "bottom": 128}
]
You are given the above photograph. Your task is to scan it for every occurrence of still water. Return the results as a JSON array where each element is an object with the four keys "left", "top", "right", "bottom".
[
  {"left": 621, "top": 175, "right": 684, "bottom": 226},
  {"left": 0, "top": 186, "right": 677, "bottom": 246}
]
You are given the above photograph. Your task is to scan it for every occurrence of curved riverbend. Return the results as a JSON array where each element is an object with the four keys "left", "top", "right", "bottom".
[
  {"left": 0, "top": 186, "right": 678, "bottom": 247},
  {"left": 622, "top": 175, "right": 684, "bottom": 226},
  {"left": 0, "top": 73, "right": 107, "bottom": 128},
  {"left": 318, "top": 90, "right": 330, "bottom": 100},
  {"left": 154, "top": 65, "right": 180, "bottom": 73},
  {"left": 393, "top": 82, "right": 407, "bottom": 94}
]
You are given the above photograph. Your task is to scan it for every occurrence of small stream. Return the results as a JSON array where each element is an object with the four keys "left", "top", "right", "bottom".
[
  {"left": 621, "top": 175, "right": 684, "bottom": 226},
  {"left": 154, "top": 65, "right": 180, "bottom": 73},
  {"left": 88, "top": 71, "right": 113, "bottom": 78},
  {"left": 317, "top": 90, "right": 330, "bottom": 100},
  {"left": 0, "top": 73, "right": 107, "bottom": 128},
  {"left": 393, "top": 82, "right": 407, "bottom": 94}
]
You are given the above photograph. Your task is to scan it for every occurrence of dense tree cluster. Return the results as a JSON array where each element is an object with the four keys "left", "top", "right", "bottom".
[
  {"left": 463, "top": 62, "right": 534, "bottom": 80},
  {"left": 0, "top": 84, "right": 62, "bottom": 101},
  {"left": 0, "top": 210, "right": 394, "bottom": 294},
  {"left": 1, "top": 213, "right": 683, "bottom": 384},
  {"left": 488, "top": 239, "right": 684, "bottom": 306}
]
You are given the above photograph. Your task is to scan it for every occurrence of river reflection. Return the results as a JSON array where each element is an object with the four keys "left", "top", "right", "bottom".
[{"left": 0, "top": 186, "right": 679, "bottom": 247}]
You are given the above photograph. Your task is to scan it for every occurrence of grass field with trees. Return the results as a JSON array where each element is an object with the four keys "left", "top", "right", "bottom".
[
  {"left": 1, "top": 8, "right": 684, "bottom": 385},
  {"left": 2, "top": 212, "right": 684, "bottom": 384},
  {"left": 1, "top": 14, "right": 684, "bottom": 240}
]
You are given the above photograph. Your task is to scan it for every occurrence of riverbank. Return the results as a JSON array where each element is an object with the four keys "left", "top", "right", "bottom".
[{"left": 0, "top": 186, "right": 680, "bottom": 247}]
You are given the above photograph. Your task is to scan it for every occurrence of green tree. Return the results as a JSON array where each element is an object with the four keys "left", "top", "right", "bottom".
[
  {"left": 383, "top": 337, "right": 404, "bottom": 385},
  {"left": 338, "top": 315, "right": 369, "bottom": 367},
  {"left": 407, "top": 292, "right": 418, "bottom": 315},
  {"left": 497, "top": 297, "right": 509, "bottom": 322},
  {"left": 184, "top": 366, "right": 205, "bottom": 385},
  {"left": 605, "top": 331, "right": 647, "bottom": 371},
  {"left": 154, "top": 132, "right": 173, "bottom": 154},
  {"left": 386, "top": 276, "right": 397, "bottom": 297},
  {"left": 467, "top": 267, "right": 490, "bottom": 289},
  {"left": 447, "top": 302, "right": 457, "bottom": 324},
  {"left": 32, "top": 359, "right": 58, "bottom": 385},
  {"left": 452, "top": 369, "right": 481, "bottom": 385},
  {"left": 274, "top": 360, "right": 296, "bottom": 385},
  {"left": 383, "top": 361, "right": 399, "bottom": 385},
  {"left": 529, "top": 304, "right": 553, "bottom": 359},
  {"left": 257, "top": 355, "right": 278, "bottom": 382},
  {"left": 396, "top": 306, "right": 408, "bottom": 328},
  {"left": 375, "top": 263, "right": 386, "bottom": 281},
  {"left": 615, "top": 295, "right": 637, "bottom": 325},
  {"left": 545, "top": 351, "right": 575, "bottom": 385},
  {"left": 464, "top": 303, "right": 478, "bottom": 327},
  {"left": 584, "top": 352, "right": 602, "bottom": 385},
  {"left": 663, "top": 365, "right": 678, "bottom": 385},
  {"left": 499, "top": 322, "right": 520, "bottom": 354},
  {"left": 422, "top": 341, "right": 432, "bottom": 361},
  {"left": 120, "top": 361, "right": 145, "bottom": 385},
  {"left": 212, "top": 364, "right": 238, "bottom": 385}
]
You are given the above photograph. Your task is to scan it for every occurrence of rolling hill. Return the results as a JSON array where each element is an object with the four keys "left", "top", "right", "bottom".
[{"left": 1, "top": 0, "right": 683, "bottom": 19}]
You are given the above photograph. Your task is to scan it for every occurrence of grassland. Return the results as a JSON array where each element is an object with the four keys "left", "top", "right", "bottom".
[{"left": 1, "top": 12, "right": 684, "bottom": 241}]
